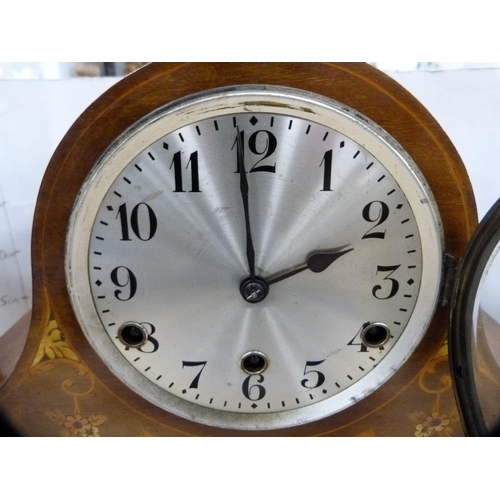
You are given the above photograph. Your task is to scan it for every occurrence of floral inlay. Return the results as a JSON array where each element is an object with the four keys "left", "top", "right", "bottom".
[
  {"left": 414, "top": 411, "right": 452, "bottom": 437},
  {"left": 47, "top": 410, "right": 106, "bottom": 437},
  {"left": 31, "top": 309, "right": 79, "bottom": 367}
]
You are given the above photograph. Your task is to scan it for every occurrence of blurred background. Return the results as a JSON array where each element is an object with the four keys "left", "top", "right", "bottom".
[
  {"left": 0, "top": 62, "right": 147, "bottom": 79},
  {"left": 2, "top": 62, "right": 500, "bottom": 79}
]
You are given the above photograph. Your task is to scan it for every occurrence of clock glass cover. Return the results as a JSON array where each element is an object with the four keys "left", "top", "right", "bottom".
[
  {"left": 451, "top": 197, "right": 500, "bottom": 436},
  {"left": 66, "top": 85, "right": 443, "bottom": 430}
]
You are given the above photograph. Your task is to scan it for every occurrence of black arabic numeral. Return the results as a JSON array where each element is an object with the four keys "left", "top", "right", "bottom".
[
  {"left": 248, "top": 130, "right": 277, "bottom": 173},
  {"left": 117, "top": 203, "right": 158, "bottom": 241},
  {"left": 138, "top": 322, "right": 159, "bottom": 353},
  {"left": 347, "top": 323, "right": 370, "bottom": 352},
  {"left": 362, "top": 201, "right": 389, "bottom": 239},
  {"left": 233, "top": 129, "right": 245, "bottom": 173},
  {"left": 320, "top": 149, "right": 333, "bottom": 191},
  {"left": 110, "top": 266, "right": 137, "bottom": 301},
  {"left": 233, "top": 130, "right": 277, "bottom": 174},
  {"left": 242, "top": 374, "right": 266, "bottom": 401},
  {"left": 372, "top": 265, "right": 401, "bottom": 300},
  {"left": 301, "top": 360, "right": 326, "bottom": 389},
  {"left": 182, "top": 361, "right": 207, "bottom": 389},
  {"left": 170, "top": 150, "right": 201, "bottom": 192}
]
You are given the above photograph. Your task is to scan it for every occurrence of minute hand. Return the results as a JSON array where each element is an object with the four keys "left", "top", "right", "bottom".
[
  {"left": 266, "top": 248, "right": 353, "bottom": 286},
  {"left": 237, "top": 127, "right": 256, "bottom": 279}
]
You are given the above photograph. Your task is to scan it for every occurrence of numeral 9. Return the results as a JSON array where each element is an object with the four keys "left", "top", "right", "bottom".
[{"left": 110, "top": 266, "right": 137, "bottom": 301}]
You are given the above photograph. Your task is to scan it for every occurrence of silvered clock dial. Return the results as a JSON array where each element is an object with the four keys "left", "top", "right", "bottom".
[{"left": 66, "top": 85, "right": 443, "bottom": 430}]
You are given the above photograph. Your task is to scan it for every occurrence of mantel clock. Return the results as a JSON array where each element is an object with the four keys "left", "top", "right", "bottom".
[{"left": 0, "top": 63, "right": 480, "bottom": 436}]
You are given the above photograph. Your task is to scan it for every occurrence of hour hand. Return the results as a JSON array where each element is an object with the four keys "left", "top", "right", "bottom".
[{"left": 266, "top": 247, "right": 353, "bottom": 286}]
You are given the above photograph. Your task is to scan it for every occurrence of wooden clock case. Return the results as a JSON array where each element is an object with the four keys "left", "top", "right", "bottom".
[{"left": 0, "top": 63, "right": 477, "bottom": 436}]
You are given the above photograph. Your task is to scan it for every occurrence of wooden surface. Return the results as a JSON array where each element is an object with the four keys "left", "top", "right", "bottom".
[{"left": 0, "top": 63, "right": 478, "bottom": 436}]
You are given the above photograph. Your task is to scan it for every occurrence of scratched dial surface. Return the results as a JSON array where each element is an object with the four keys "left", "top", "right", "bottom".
[{"left": 66, "top": 86, "right": 443, "bottom": 430}]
